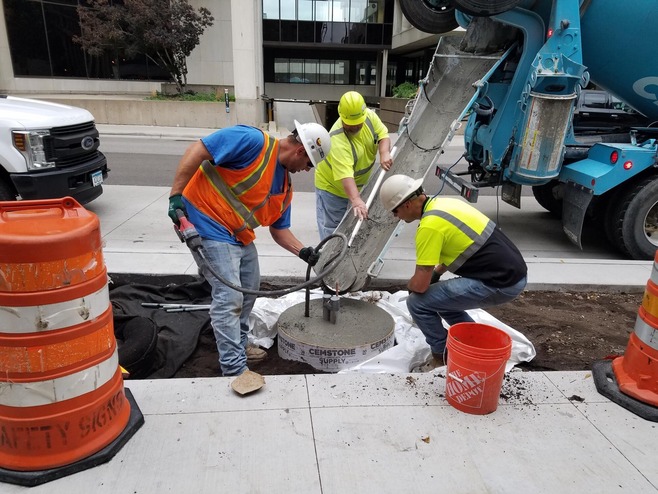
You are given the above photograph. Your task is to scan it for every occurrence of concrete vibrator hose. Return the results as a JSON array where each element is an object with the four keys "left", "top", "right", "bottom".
[{"left": 174, "top": 209, "right": 348, "bottom": 297}]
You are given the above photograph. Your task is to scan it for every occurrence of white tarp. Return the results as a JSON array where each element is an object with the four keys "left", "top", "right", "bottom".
[{"left": 249, "top": 289, "right": 536, "bottom": 374}]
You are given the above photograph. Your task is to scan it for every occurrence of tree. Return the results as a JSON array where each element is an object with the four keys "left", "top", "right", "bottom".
[{"left": 74, "top": 0, "right": 214, "bottom": 94}]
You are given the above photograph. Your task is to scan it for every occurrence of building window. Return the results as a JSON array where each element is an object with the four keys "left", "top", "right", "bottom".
[
  {"left": 263, "top": 0, "right": 279, "bottom": 19},
  {"left": 298, "top": 0, "right": 313, "bottom": 20},
  {"left": 274, "top": 57, "right": 350, "bottom": 84},
  {"left": 305, "top": 60, "right": 319, "bottom": 83},
  {"left": 3, "top": 0, "right": 169, "bottom": 82},
  {"left": 262, "top": 0, "right": 392, "bottom": 46},
  {"left": 274, "top": 59, "right": 289, "bottom": 82},
  {"left": 334, "top": 60, "right": 348, "bottom": 84},
  {"left": 264, "top": 0, "right": 388, "bottom": 24},
  {"left": 280, "top": 0, "right": 296, "bottom": 20},
  {"left": 356, "top": 61, "right": 376, "bottom": 85}
]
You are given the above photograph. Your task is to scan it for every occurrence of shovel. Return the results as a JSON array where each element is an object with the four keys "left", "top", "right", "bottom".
[{"left": 347, "top": 145, "right": 397, "bottom": 247}]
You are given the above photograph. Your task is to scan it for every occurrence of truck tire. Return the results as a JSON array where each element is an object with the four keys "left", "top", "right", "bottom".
[
  {"left": 399, "top": 0, "right": 458, "bottom": 34},
  {"left": 449, "top": 0, "right": 522, "bottom": 16},
  {"left": 532, "top": 180, "right": 563, "bottom": 218},
  {"left": 0, "top": 176, "right": 17, "bottom": 201},
  {"left": 605, "top": 175, "right": 658, "bottom": 260},
  {"left": 603, "top": 186, "right": 630, "bottom": 256}
]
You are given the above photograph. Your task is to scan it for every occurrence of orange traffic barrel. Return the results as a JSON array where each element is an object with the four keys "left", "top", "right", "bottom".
[
  {"left": 611, "top": 251, "right": 658, "bottom": 406},
  {"left": 593, "top": 251, "right": 658, "bottom": 422},
  {"left": 0, "top": 197, "right": 143, "bottom": 486}
]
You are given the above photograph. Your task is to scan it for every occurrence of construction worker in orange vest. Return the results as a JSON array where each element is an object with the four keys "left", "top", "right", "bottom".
[{"left": 168, "top": 121, "right": 331, "bottom": 377}]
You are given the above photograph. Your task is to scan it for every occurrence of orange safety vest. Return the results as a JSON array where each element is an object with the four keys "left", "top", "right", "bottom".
[{"left": 183, "top": 132, "right": 292, "bottom": 245}]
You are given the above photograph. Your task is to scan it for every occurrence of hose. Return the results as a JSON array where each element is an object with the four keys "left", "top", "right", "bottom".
[{"left": 193, "top": 232, "right": 349, "bottom": 297}]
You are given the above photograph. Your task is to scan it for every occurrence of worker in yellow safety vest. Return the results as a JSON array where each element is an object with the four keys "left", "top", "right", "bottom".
[
  {"left": 314, "top": 91, "right": 393, "bottom": 239},
  {"left": 379, "top": 174, "right": 528, "bottom": 369}
]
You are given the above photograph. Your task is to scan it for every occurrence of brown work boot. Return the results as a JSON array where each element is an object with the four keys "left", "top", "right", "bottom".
[
  {"left": 432, "top": 352, "right": 447, "bottom": 366},
  {"left": 418, "top": 353, "right": 446, "bottom": 372},
  {"left": 246, "top": 344, "right": 267, "bottom": 363}
]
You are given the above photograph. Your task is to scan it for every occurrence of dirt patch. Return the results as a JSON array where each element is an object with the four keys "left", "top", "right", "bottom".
[{"left": 173, "top": 290, "right": 642, "bottom": 378}]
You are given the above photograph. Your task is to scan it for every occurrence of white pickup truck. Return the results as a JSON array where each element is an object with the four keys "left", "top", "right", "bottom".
[{"left": 0, "top": 95, "right": 108, "bottom": 204}]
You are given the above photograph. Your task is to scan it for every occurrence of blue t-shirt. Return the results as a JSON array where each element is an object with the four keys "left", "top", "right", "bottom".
[{"left": 183, "top": 125, "right": 291, "bottom": 245}]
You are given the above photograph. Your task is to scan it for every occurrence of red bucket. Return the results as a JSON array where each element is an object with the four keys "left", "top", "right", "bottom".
[{"left": 445, "top": 322, "right": 512, "bottom": 415}]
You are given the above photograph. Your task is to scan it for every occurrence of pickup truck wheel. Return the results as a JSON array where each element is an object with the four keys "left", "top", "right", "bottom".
[
  {"left": 399, "top": 0, "right": 458, "bottom": 34},
  {"left": 0, "top": 177, "right": 18, "bottom": 201},
  {"left": 449, "top": 0, "right": 522, "bottom": 16},
  {"left": 531, "top": 180, "right": 563, "bottom": 218},
  {"left": 605, "top": 176, "right": 658, "bottom": 260}
]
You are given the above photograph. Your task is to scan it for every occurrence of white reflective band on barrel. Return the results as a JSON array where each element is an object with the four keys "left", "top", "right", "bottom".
[
  {"left": 634, "top": 316, "right": 658, "bottom": 351},
  {"left": 0, "top": 349, "right": 119, "bottom": 407},
  {"left": 0, "top": 284, "right": 109, "bottom": 334}
]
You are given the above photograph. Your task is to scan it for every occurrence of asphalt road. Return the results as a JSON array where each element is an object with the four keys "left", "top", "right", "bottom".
[
  {"left": 100, "top": 136, "right": 188, "bottom": 188},
  {"left": 100, "top": 134, "right": 477, "bottom": 194}
]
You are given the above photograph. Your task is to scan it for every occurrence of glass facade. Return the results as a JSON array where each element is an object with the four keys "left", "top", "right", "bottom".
[
  {"left": 274, "top": 57, "right": 350, "bottom": 85},
  {"left": 265, "top": 0, "right": 388, "bottom": 24},
  {"left": 2, "top": 0, "right": 402, "bottom": 92},
  {"left": 263, "top": 0, "right": 393, "bottom": 86},
  {"left": 3, "top": 0, "right": 169, "bottom": 81}
]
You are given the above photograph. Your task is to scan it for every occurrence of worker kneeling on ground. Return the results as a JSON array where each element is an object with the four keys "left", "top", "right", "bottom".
[
  {"left": 379, "top": 174, "right": 528, "bottom": 368},
  {"left": 314, "top": 90, "right": 393, "bottom": 239},
  {"left": 168, "top": 121, "right": 330, "bottom": 378}
]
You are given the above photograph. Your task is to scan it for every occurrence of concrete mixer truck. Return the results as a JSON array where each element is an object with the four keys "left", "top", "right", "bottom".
[
  {"left": 319, "top": 0, "right": 657, "bottom": 293},
  {"left": 397, "top": 0, "right": 658, "bottom": 260}
]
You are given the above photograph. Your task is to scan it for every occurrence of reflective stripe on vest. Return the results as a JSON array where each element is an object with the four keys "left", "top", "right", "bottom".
[
  {"left": 421, "top": 210, "right": 495, "bottom": 271},
  {"left": 201, "top": 162, "right": 290, "bottom": 235},
  {"left": 199, "top": 134, "right": 290, "bottom": 235},
  {"left": 328, "top": 117, "right": 378, "bottom": 178}
]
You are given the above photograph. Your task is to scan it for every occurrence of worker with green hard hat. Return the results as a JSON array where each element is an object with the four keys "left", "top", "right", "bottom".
[{"left": 314, "top": 90, "right": 393, "bottom": 239}]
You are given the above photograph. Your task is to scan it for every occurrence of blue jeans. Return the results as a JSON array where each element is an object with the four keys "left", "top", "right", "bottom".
[
  {"left": 316, "top": 188, "right": 349, "bottom": 240},
  {"left": 406, "top": 275, "right": 527, "bottom": 355},
  {"left": 193, "top": 239, "right": 260, "bottom": 376}
]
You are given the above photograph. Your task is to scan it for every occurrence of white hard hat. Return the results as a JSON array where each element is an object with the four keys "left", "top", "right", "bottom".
[
  {"left": 380, "top": 174, "right": 424, "bottom": 211},
  {"left": 294, "top": 120, "right": 331, "bottom": 167}
]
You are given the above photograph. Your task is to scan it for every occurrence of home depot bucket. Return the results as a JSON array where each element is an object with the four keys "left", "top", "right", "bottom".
[
  {"left": 445, "top": 322, "right": 512, "bottom": 415},
  {"left": 0, "top": 197, "right": 143, "bottom": 485}
]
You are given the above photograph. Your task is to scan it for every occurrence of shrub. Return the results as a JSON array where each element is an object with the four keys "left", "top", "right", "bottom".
[
  {"left": 392, "top": 82, "right": 419, "bottom": 99},
  {"left": 146, "top": 91, "right": 235, "bottom": 102}
]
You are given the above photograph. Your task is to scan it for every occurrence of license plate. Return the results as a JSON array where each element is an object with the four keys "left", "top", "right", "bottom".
[{"left": 91, "top": 170, "right": 103, "bottom": 187}]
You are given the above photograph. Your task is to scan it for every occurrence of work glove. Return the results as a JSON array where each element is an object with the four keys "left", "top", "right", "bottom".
[
  {"left": 168, "top": 194, "right": 186, "bottom": 225},
  {"left": 430, "top": 271, "right": 442, "bottom": 285},
  {"left": 299, "top": 246, "right": 320, "bottom": 266}
]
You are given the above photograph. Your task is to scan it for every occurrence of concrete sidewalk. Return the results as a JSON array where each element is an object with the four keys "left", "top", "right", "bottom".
[
  {"left": 4, "top": 371, "right": 657, "bottom": 493},
  {"left": 86, "top": 184, "right": 652, "bottom": 292}
]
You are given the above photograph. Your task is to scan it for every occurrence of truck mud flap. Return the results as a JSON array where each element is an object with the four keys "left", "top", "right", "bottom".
[
  {"left": 316, "top": 35, "right": 501, "bottom": 292},
  {"left": 561, "top": 181, "right": 593, "bottom": 249}
]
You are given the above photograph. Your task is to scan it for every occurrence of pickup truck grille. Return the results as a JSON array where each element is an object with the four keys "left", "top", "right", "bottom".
[{"left": 44, "top": 121, "right": 102, "bottom": 168}]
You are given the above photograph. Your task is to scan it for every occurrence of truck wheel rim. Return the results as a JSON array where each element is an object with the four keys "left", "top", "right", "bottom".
[{"left": 646, "top": 200, "right": 658, "bottom": 247}]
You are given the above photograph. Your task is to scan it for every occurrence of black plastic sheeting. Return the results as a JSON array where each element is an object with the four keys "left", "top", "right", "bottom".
[{"left": 109, "top": 275, "right": 214, "bottom": 378}]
